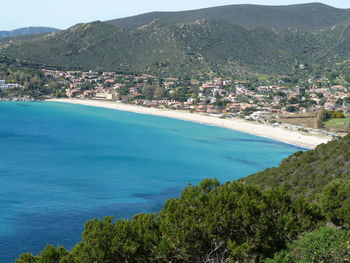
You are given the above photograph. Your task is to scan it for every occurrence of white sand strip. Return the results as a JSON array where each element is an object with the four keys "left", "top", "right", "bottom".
[{"left": 47, "top": 99, "right": 332, "bottom": 149}]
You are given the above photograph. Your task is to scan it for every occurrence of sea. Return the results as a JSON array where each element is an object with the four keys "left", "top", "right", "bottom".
[{"left": 0, "top": 101, "right": 303, "bottom": 262}]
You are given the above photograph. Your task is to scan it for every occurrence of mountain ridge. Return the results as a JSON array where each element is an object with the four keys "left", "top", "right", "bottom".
[
  {"left": 106, "top": 3, "right": 350, "bottom": 31},
  {"left": 0, "top": 27, "right": 60, "bottom": 39}
]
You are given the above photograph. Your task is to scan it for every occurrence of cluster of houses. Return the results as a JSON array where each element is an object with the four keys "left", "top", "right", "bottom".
[{"left": 42, "top": 69, "right": 350, "bottom": 121}]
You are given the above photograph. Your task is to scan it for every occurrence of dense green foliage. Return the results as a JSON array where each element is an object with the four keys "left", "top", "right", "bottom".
[
  {"left": 2, "top": 4, "right": 350, "bottom": 78},
  {"left": 324, "top": 110, "right": 346, "bottom": 120},
  {"left": 321, "top": 180, "right": 350, "bottom": 228},
  {"left": 0, "top": 64, "right": 64, "bottom": 99},
  {"left": 244, "top": 133, "right": 350, "bottom": 199},
  {"left": 265, "top": 227, "right": 350, "bottom": 263},
  {"left": 15, "top": 133, "right": 350, "bottom": 262}
]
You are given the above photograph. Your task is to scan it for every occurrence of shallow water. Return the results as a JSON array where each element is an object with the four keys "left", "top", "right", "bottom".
[{"left": 0, "top": 101, "right": 302, "bottom": 262}]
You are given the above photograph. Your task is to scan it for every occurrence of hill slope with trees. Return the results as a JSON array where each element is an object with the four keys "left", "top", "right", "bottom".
[
  {"left": 243, "top": 134, "right": 350, "bottom": 199},
  {"left": 0, "top": 19, "right": 348, "bottom": 78}
]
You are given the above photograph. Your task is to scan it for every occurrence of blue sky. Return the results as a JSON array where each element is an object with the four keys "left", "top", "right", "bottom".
[{"left": 1, "top": 0, "right": 350, "bottom": 30}]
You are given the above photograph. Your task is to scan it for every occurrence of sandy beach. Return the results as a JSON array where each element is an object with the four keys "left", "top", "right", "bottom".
[{"left": 47, "top": 98, "right": 332, "bottom": 149}]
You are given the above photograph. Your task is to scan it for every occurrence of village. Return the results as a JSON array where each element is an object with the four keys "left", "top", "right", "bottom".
[{"left": 42, "top": 69, "right": 350, "bottom": 122}]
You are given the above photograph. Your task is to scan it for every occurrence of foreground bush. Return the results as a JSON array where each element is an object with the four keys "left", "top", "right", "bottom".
[
  {"left": 265, "top": 226, "right": 350, "bottom": 263},
  {"left": 16, "top": 180, "right": 323, "bottom": 263},
  {"left": 321, "top": 180, "right": 350, "bottom": 228}
]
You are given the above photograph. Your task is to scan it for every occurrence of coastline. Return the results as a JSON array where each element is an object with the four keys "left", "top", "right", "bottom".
[{"left": 46, "top": 98, "right": 332, "bottom": 149}]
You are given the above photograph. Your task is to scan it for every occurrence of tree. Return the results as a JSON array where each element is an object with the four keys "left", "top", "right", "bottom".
[
  {"left": 67, "top": 214, "right": 160, "bottom": 263},
  {"left": 158, "top": 181, "right": 320, "bottom": 262},
  {"left": 154, "top": 87, "right": 166, "bottom": 98},
  {"left": 16, "top": 245, "right": 68, "bottom": 263},
  {"left": 287, "top": 97, "right": 298, "bottom": 104},
  {"left": 335, "top": 98, "right": 343, "bottom": 108},
  {"left": 241, "top": 107, "right": 257, "bottom": 116},
  {"left": 344, "top": 97, "right": 350, "bottom": 105},
  {"left": 321, "top": 180, "right": 350, "bottom": 228},
  {"left": 143, "top": 86, "right": 155, "bottom": 99},
  {"left": 286, "top": 106, "right": 297, "bottom": 113},
  {"left": 38, "top": 245, "right": 68, "bottom": 263},
  {"left": 16, "top": 254, "right": 37, "bottom": 263},
  {"left": 315, "top": 107, "right": 326, "bottom": 128}
]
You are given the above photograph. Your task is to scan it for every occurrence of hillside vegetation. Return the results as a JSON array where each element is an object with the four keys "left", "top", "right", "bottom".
[
  {"left": 16, "top": 135, "right": 350, "bottom": 262},
  {"left": 243, "top": 134, "right": 350, "bottom": 199},
  {"left": 1, "top": 4, "right": 350, "bottom": 77}
]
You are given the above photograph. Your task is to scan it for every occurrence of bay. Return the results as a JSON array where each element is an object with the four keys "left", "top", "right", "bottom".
[{"left": 0, "top": 102, "right": 302, "bottom": 262}]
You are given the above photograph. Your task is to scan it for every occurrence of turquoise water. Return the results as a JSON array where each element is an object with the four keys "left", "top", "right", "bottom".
[{"left": 0, "top": 102, "right": 302, "bottom": 262}]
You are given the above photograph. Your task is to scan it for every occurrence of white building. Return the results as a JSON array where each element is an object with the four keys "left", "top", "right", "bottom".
[
  {"left": 249, "top": 111, "right": 274, "bottom": 121},
  {"left": 0, "top": 80, "right": 21, "bottom": 89}
]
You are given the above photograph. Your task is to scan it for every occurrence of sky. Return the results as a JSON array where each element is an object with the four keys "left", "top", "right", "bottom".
[{"left": 1, "top": 0, "right": 350, "bottom": 31}]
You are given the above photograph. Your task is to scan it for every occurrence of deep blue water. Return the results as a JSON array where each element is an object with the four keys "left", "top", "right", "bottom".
[{"left": 0, "top": 102, "right": 302, "bottom": 262}]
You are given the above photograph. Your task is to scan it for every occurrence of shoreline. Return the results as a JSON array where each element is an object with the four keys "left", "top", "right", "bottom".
[{"left": 46, "top": 98, "right": 332, "bottom": 149}]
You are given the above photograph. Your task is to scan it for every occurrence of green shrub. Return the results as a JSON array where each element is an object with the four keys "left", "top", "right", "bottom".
[
  {"left": 265, "top": 227, "right": 350, "bottom": 263},
  {"left": 321, "top": 180, "right": 350, "bottom": 228}
]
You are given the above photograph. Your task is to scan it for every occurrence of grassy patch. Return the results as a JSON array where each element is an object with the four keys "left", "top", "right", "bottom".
[{"left": 324, "top": 118, "right": 350, "bottom": 130}]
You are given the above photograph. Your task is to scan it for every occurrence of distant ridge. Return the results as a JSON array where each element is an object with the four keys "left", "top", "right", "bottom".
[
  {"left": 0, "top": 27, "right": 60, "bottom": 39},
  {"left": 106, "top": 3, "right": 350, "bottom": 31}
]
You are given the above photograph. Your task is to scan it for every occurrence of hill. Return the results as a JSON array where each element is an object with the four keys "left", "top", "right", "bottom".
[
  {"left": 1, "top": 4, "right": 350, "bottom": 77},
  {"left": 0, "top": 19, "right": 344, "bottom": 77},
  {"left": 0, "top": 27, "right": 59, "bottom": 39},
  {"left": 243, "top": 133, "right": 350, "bottom": 199},
  {"left": 0, "top": 22, "right": 200, "bottom": 75},
  {"left": 107, "top": 3, "right": 350, "bottom": 31}
]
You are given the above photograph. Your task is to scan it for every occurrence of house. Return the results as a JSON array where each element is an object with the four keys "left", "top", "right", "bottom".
[
  {"left": 81, "top": 90, "right": 96, "bottom": 98},
  {"left": 249, "top": 111, "right": 274, "bottom": 120},
  {"left": 225, "top": 103, "right": 241, "bottom": 113},
  {"left": 256, "top": 86, "right": 270, "bottom": 92},
  {"left": 66, "top": 88, "right": 81, "bottom": 97},
  {"left": 331, "top": 85, "right": 347, "bottom": 92},
  {"left": 191, "top": 79, "right": 200, "bottom": 85},
  {"left": 324, "top": 100, "right": 336, "bottom": 110},
  {"left": 94, "top": 92, "right": 118, "bottom": 101},
  {"left": 129, "top": 87, "right": 139, "bottom": 94},
  {"left": 213, "top": 78, "right": 222, "bottom": 85},
  {"left": 0, "top": 80, "right": 21, "bottom": 89},
  {"left": 144, "top": 101, "right": 158, "bottom": 107},
  {"left": 104, "top": 79, "right": 115, "bottom": 85},
  {"left": 269, "top": 108, "right": 282, "bottom": 114}
]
